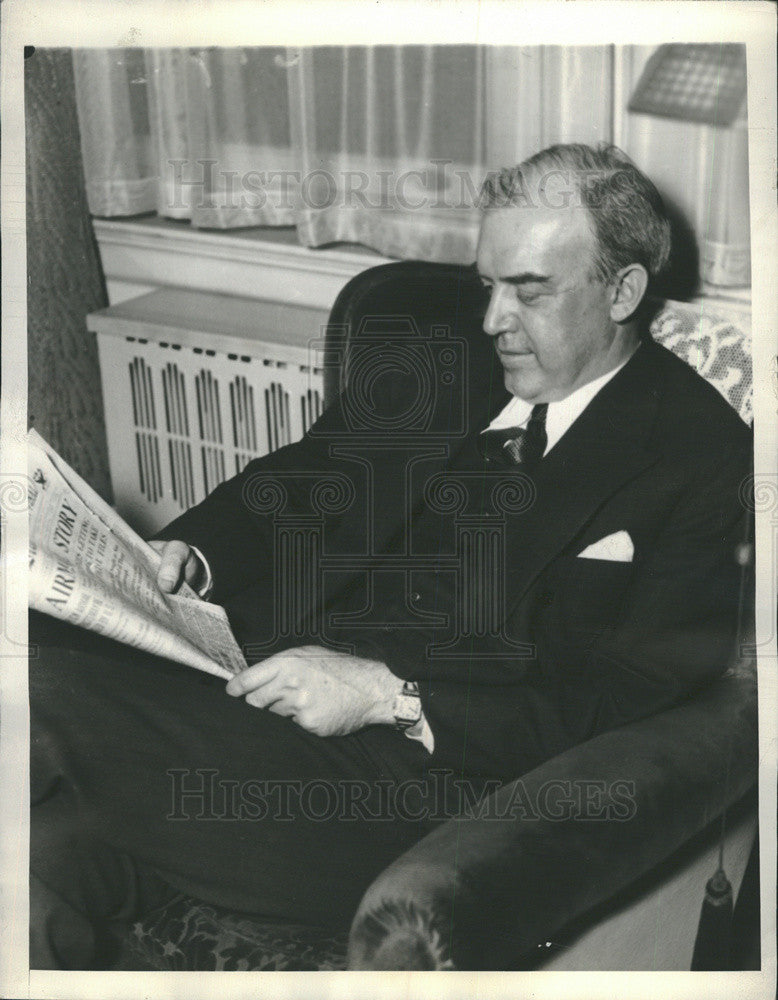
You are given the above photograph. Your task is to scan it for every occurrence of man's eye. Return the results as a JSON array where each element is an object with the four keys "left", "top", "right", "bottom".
[{"left": 517, "top": 290, "right": 540, "bottom": 305}]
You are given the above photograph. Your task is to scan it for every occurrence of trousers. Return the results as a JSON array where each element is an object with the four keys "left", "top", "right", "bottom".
[{"left": 28, "top": 612, "right": 440, "bottom": 969}]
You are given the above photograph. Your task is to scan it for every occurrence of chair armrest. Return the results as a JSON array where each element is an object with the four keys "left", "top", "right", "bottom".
[{"left": 348, "top": 663, "right": 757, "bottom": 970}]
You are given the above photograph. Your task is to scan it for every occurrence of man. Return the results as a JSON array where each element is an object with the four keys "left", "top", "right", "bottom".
[{"left": 29, "top": 144, "right": 751, "bottom": 968}]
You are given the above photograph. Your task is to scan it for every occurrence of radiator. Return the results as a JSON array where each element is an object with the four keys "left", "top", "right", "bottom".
[{"left": 89, "top": 288, "right": 329, "bottom": 536}]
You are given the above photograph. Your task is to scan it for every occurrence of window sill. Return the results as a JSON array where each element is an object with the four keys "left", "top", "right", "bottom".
[{"left": 93, "top": 217, "right": 393, "bottom": 310}]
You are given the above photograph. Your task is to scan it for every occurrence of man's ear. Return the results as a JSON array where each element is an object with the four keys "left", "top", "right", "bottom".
[{"left": 609, "top": 263, "right": 649, "bottom": 323}]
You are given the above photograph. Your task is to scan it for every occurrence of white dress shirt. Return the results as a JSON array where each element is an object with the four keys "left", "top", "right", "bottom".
[{"left": 483, "top": 353, "right": 635, "bottom": 454}]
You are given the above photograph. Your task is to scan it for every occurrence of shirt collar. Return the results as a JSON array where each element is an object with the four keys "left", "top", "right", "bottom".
[{"left": 485, "top": 348, "right": 637, "bottom": 454}]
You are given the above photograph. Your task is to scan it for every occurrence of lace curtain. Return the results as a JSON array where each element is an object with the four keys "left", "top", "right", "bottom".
[{"left": 72, "top": 45, "right": 748, "bottom": 280}]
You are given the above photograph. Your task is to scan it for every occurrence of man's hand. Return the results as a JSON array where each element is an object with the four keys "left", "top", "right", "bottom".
[
  {"left": 225, "top": 645, "right": 404, "bottom": 737},
  {"left": 147, "top": 540, "right": 207, "bottom": 594}
]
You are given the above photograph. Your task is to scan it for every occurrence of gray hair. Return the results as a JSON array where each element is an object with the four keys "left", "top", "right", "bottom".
[{"left": 480, "top": 143, "right": 672, "bottom": 284}]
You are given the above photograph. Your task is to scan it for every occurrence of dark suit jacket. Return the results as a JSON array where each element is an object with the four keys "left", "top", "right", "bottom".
[{"left": 158, "top": 336, "right": 752, "bottom": 781}]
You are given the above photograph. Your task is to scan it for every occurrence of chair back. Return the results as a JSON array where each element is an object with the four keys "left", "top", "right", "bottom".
[{"left": 324, "top": 261, "right": 488, "bottom": 407}]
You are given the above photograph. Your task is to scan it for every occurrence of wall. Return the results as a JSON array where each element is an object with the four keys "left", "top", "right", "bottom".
[{"left": 26, "top": 48, "right": 112, "bottom": 501}]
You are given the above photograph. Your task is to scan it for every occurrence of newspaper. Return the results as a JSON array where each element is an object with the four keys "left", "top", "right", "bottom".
[{"left": 27, "top": 430, "right": 247, "bottom": 680}]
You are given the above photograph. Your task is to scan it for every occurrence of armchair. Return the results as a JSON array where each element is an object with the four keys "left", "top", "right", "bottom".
[{"left": 123, "top": 262, "right": 757, "bottom": 971}]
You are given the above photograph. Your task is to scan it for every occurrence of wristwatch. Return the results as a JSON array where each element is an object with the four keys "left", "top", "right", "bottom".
[{"left": 393, "top": 680, "right": 422, "bottom": 730}]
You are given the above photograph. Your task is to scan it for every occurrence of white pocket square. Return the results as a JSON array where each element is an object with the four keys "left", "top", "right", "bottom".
[{"left": 577, "top": 530, "right": 634, "bottom": 562}]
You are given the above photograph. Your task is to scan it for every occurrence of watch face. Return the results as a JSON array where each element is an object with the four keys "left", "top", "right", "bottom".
[{"left": 394, "top": 693, "right": 422, "bottom": 727}]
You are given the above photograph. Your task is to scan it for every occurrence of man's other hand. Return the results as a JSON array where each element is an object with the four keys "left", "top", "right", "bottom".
[
  {"left": 147, "top": 540, "right": 206, "bottom": 594},
  {"left": 225, "top": 646, "right": 404, "bottom": 737}
]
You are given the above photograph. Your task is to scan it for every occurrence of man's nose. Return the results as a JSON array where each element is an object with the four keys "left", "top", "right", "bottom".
[{"left": 482, "top": 284, "right": 515, "bottom": 338}]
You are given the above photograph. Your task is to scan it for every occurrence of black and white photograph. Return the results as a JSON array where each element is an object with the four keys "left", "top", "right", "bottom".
[{"left": 1, "top": 2, "right": 776, "bottom": 997}]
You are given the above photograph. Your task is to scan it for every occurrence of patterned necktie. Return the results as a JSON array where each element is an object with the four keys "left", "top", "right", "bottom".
[{"left": 479, "top": 403, "right": 549, "bottom": 468}]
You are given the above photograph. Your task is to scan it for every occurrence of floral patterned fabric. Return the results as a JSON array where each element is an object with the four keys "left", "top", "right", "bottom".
[
  {"left": 649, "top": 299, "right": 752, "bottom": 424},
  {"left": 125, "top": 894, "right": 347, "bottom": 971}
]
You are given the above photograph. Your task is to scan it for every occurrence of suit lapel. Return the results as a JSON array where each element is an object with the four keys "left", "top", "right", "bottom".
[{"left": 501, "top": 341, "right": 665, "bottom": 612}]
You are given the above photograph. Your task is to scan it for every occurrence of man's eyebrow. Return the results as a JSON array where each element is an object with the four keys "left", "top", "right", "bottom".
[
  {"left": 474, "top": 267, "right": 550, "bottom": 286},
  {"left": 500, "top": 272, "right": 550, "bottom": 286}
]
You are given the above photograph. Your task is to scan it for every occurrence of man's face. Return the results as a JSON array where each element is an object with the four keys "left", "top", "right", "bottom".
[{"left": 476, "top": 199, "right": 621, "bottom": 403}]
